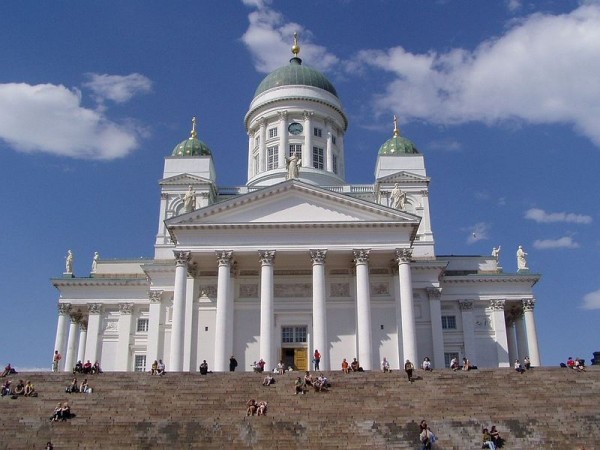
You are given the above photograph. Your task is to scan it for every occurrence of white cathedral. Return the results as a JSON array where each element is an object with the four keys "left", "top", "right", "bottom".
[{"left": 51, "top": 38, "right": 541, "bottom": 373}]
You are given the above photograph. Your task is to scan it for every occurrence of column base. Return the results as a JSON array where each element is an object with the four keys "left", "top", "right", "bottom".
[{"left": 63, "top": 272, "right": 74, "bottom": 278}]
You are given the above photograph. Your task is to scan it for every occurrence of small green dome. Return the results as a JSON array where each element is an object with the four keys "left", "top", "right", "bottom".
[
  {"left": 378, "top": 116, "right": 419, "bottom": 155},
  {"left": 254, "top": 57, "right": 338, "bottom": 98},
  {"left": 378, "top": 135, "right": 420, "bottom": 156},
  {"left": 172, "top": 137, "right": 211, "bottom": 157},
  {"left": 171, "top": 117, "right": 212, "bottom": 157}
]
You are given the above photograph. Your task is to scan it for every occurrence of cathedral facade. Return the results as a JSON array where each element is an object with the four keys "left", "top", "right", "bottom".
[{"left": 51, "top": 41, "right": 541, "bottom": 373}]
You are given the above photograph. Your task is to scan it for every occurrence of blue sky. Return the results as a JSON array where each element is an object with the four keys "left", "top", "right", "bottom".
[{"left": 1, "top": 0, "right": 598, "bottom": 370}]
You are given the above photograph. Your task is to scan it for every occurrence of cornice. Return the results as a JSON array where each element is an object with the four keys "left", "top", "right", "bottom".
[
  {"left": 442, "top": 274, "right": 541, "bottom": 286},
  {"left": 51, "top": 278, "right": 150, "bottom": 288}
]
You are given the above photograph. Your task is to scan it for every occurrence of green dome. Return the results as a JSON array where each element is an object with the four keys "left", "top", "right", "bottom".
[
  {"left": 378, "top": 135, "right": 420, "bottom": 156},
  {"left": 254, "top": 57, "right": 338, "bottom": 98},
  {"left": 172, "top": 137, "right": 211, "bottom": 157}
]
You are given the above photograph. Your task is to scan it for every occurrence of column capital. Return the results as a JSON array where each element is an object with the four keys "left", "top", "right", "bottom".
[
  {"left": 69, "top": 310, "right": 83, "bottom": 323},
  {"left": 216, "top": 250, "right": 234, "bottom": 266},
  {"left": 173, "top": 250, "right": 191, "bottom": 266},
  {"left": 119, "top": 303, "right": 134, "bottom": 315},
  {"left": 187, "top": 261, "right": 199, "bottom": 278},
  {"left": 258, "top": 250, "right": 276, "bottom": 265},
  {"left": 88, "top": 303, "right": 103, "bottom": 314},
  {"left": 258, "top": 117, "right": 266, "bottom": 128},
  {"left": 522, "top": 298, "right": 536, "bottom": 311},
  {"left": 277, "top": 110, "right": 288, "bottom": 120},
  {"left": 459, "top": 299, "right": 474, "bottom": 311},
  {"left": 426, "top": 287, "right": 442, "bottom": 299},
  {"left": 161, "top": 192, "right": 169, "bottom": 200},
  {"left": 310, "top": 249, "right": 328, "bottom": 265},
  {"left": 490, "top": 299, "right": 506, "bottom": 311},
  {"left": 79, "top": 321, "right": 88, "bottom": 332},
  {"left": 303, "top": 110, "right": 314, "bottom": 120},
  {"left": 149, "top": 290, "right": 163, "bottom": 303},
  {"left": 58, "top": 303, "right": 72, "bottom": 315},
  {"left": 353, "top": 249, "right": 370, "bottom": 264},
  {"left": 394, "top": 248, "right": 413, "bottom": 264}
]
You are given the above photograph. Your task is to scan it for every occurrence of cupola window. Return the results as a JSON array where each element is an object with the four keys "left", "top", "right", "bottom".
[
  {"left": 289, "top": 144, "right": 302, "bottom": 158},
  {"left": 312, "top": 146, "right": 324, "bottom": 169},
  {"left": 267, "top": 145, "right": 279, "bottom": 170},
  {"left": 313, "top": 127, "right": 322, "bottom": 138},
  {"left": 268, "top": 128, "right": 278, "bottom": 139}
]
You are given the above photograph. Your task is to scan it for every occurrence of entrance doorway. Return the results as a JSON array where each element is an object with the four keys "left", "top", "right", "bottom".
[{"left": 281, "top": 348, "right": 308, "bottom": 371}]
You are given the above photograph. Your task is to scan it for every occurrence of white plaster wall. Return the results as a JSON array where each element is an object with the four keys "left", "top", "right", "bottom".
[
  {"left": 372, "top": 304, "right": 398, "bottom": 369},
  {"left": 328, "top": 304, "right": 357, "bottom": 369},
  {"left": 234, "top": 306, "right": 261, "bottom": 372}
]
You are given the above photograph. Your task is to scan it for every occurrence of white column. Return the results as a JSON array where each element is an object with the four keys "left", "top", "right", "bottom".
[
  {"left": 506, "top": 317, "right": 518, "bottom": 364},
  {"left": 304, "top": 111, "right": 313, "bottom": 168},
  {"left": 523, "top": 298, "right": 541, "bottom": 366},
  {"left": 326, "top": 121, "right": 333, "bottom": 172},
  {"left": 354, "top": 249, "right": 373, "bottom": 370},
  {"left": 396, "top": 249, "right": 417, "bottom": 365},
  {"left": 170, "top": 250, "right": 190, "bottom": 371},
  {"left": 116, "top": 303, "right": 134, "bottom": 371},
  {"left": 63, "top": 313, "right": 80, "bottom": 372},
  {"left": 491, "top": 299, "right": 510, "bottom": 367},
  {"left": 155, "top": 192, "right": 168, "bottom": 246},
  {"left": 311, "top": 249, "right": 328, "bottom": 370},
  {"left": 258, "top": 118, "right": 266, "bottom": 173},
  {"left": 214, "top": 250, "right": 233, "bottom": 372},
  {"left": 278, "top": 111, "right": 288, "bottom": 170},
  {"left": 183, "top": 271, "right": 198, "bottom": 372},
  {"left": 338, "top": 134, "right": 345, "bottom": 179},
  {"left": 85, "top": 303, "right": 102, "bottom": 365},
  {"left": 53, "top": 303, "right": 71, "bottom": 371},
  {"left": 459, "top": 300, "right": 476, "bottom": 364},
  {"left": 226, "top": 261, "right": 237, "bottom": 365},
  {"left": 427, "top": 288, "right": 445, "bottom": 369},
  {"left": 259, "top": 250, "right": 276, "bottom": 371},
  {"left": 76, "top": 322, "right": 87, "bottom": 365},
  {"left": 147, "top": 291, "right": 163, "bottom": 368},
  {"left": 515, "top": 311, "right": 528, "bottom": 362},
  {"left": 247, "top": 132, "right": 253, "bottom": 180}
]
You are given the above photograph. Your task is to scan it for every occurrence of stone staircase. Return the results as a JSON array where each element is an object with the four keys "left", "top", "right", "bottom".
[{"left": 1, "top": 367, "right": 599, "bottom": 449}]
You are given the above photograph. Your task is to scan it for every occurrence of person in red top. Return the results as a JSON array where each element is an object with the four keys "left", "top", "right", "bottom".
[
  {"left": 313, "top": 349, "right": 321, "bottom": 371},
  {"left": 566, "top": 357, "right": 575, "bottom": 369}
]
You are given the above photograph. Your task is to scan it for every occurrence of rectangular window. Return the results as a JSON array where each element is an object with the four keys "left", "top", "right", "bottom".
[
  {"left": 282, "top": 327, "right": 294, "bottom": 343},
  {"left": 267, "top": 145, "right": 279, "bottom": 170},
  {"left": 441, "top": 315, "right": 457, "bottom": 330},
  {"left": 289, "top": 144, "right": 302, "bottom": 158},
  {"left": 332, "top": 135, "right": 337, "bottom": 145},
  {"left": 332, "top": 154, "right": 338, "bottom": 174},
  {"left": 312, "top": 146, "right": 324, "bottom": 169},
  {"left": 268, "top": 128, "right": 278, "bottom": 139},
  {"left": 444, "top": 352, "right": 459, "bottom": 369},
  {"left": 134, "top": 355, "right": 147, "bottom": 372},
  {"left": 294, "top": 326, "right": 307, "bottom": 343},
  {"left": 313, "top": 127, "right": 322, "bottom": 137},
  {"left": 136, "top": 318, "right": 149, "bottom": 333},
  {"left": 281, "top": 326, "right": 307, "bottom": 343}
]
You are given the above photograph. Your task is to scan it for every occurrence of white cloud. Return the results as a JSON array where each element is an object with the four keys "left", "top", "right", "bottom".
[
  {"left": 506, "top": 0, "right": 522, "bottom": 13},
  {"left": 466, "top": 222, "right": 490, "bottom": 244},
  {"left": 351, "top": 4, "right": 600, "bottom": 147},
  {"left": 83, "top": 73, "right": 152, "bottom": 104},
  {"left": 0, "top": 82, "right": 142, "bottom": 159},
  {"left": 525, "top": 208, "right": 592, "bottom": 224},
  {"left": 241, "top": 0, "right": 338, "bottom": 73},
  {"left": 532, "top": 236, "right": 580, "bottom": 249},
  {"left": 581, "top": 289, "right": 600, "bottom": 310}
]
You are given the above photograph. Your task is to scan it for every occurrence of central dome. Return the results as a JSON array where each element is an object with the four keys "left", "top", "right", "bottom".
[{"left": 254, "top": 56, "right": 338, "bottom": 98}]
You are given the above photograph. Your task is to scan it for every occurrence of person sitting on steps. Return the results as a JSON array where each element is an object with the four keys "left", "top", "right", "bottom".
[
  {"left": 294, "top": 376, "right": 307, "bottom": 395},
  {"left": 199, "top": 360, "right": 209, "bottom": 375},
  {"left": 246, "top": 399, "right": 257, "bottom": 416},
  {"left": 262, "top": 374, "right": 275, "bottom": 386},
  {"left": 303, "top": 371, "right": 314, "bottom": 387},
  {"left": 341, "top": 358, "right": 350, "bottom": 374}
]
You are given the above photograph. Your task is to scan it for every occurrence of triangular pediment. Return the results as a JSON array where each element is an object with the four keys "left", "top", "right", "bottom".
[
  {"left": 377, "top": 171, "right": 429, "bottom": 184},
  {"left": 160, "top": 173, "right": 214, "bottom": 186},
  {"left": 167, "top": 180, "right": 420, "bottom": 227}
]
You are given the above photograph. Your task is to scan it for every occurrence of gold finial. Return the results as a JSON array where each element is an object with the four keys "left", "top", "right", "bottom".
[
  {"left": 393, "top": 115, "right": 400, "bottom": 137},
  {"left": 291, "top": 32, "right": 300, "bottom": 56},
  {"left": 190, "top": 117, "right": 197, "bottom": 139}
]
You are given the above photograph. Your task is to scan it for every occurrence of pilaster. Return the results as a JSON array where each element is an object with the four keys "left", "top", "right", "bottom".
[{"left": 354, "top": 249, "right": 372, "bottom": 370}]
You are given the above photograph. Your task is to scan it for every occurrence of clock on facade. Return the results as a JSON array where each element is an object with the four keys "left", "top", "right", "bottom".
[{"left": 288, "top": 122, "right": 303, "bottom": 135}]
